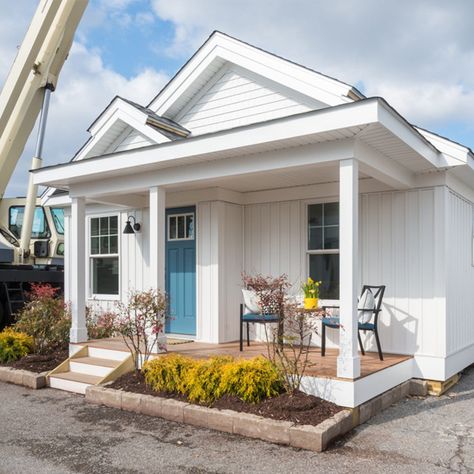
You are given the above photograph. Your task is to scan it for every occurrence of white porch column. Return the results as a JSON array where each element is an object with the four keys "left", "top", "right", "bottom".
[
  {"left": 337, "top": 158, "right": 361, "bottom": 379},
  {"left": 149, "top": 186, "right": 167, "bottom": 350},
  {"left": 69, "top": 197, "right": 88, "bottom": 343}
]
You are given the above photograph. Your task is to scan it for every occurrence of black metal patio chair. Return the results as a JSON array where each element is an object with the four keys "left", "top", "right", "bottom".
[
  {"left": 239, "top": 303, "right": 279, "bottom": 351},
  {"left": 321, "top": 285, "right": 386, "bottom": 360}
]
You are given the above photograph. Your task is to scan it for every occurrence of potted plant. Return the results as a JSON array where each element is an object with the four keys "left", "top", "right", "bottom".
[{"left": 301, "top": 277, "right": 321, "bottom": 309}]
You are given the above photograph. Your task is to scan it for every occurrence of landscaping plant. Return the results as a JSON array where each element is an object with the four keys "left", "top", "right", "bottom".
[
  {"left": 0, "top": 328, "right": 33, "bottom": 362},
  {"left": 114, "top": 289, "right": 167, "bottom": 371},
  {"left": 14, "top": 284, "right": 70, "bottom": 355},
  {"left": 242, "top": 273, "right": 290, "bottom": 345},
  {"left": 143, "top": 354, "right": 282, "bottom": 404},
  {"left": 264, "top": 302, "right": 319, "bottom": 394},
  {"left": 86, "top": 307, "right": 117, "bottom": 339},
  {"left": 242, "top": 273, "right": 320, "bottom": 394}
]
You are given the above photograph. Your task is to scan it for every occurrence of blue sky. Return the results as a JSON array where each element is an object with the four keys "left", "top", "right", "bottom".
[{"left": 1, "top": 0, "right": 473, "bottom": 196}]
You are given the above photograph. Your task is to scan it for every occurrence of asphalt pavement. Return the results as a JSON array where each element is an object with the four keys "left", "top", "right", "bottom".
[{"left": 0, "top": 366, "right": 473, "bottom": 473}]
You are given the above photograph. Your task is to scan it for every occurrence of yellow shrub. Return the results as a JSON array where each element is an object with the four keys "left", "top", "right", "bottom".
[
  {"left": 142, "top": 354, "right": 196, "bottom": 394},
  {"left": 0, "top": 328, "right": 33, "bottom": 363},
  {"left": 218, "top": 356, "right": 283, "bottom": 403},
  {"left": 142, "top": 353, "right": 282, "bottom": 404},
  {"left": 183, "top": 356, "right": 234, "bottom": 403}
]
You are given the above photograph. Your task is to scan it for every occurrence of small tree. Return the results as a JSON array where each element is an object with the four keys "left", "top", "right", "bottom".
[
  {"left": 114, "top": 289, "right": 167, "bottom": 371},
  {"left": 242, "top": 273, "right": 290, "bottom": 346},
  {"left": 264, "top": 302, "right": 320, "bottom": 393},
  {"left": 242, "top": 273, "right": 320, "bottom": 394},
  {"left": 14, "top": 283, "right": 70, "bottom": 354}
]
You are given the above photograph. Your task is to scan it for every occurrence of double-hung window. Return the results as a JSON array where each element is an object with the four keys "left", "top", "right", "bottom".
[
  {"left": 90, "top": 215, "right": 119, "bottom": 296},
  {"left": 307, "top": 202, "right": 339, "bottom": 299}
]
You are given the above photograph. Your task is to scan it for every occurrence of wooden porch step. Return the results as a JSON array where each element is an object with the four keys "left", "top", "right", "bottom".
[
  {"left": 71, "top": 356, "right": 121, "bottom": 369},
  {"left": 51, "top": 371, "right": 103, "bottom": 385}
]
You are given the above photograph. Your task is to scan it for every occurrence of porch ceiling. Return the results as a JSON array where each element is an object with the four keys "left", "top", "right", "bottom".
[{"left": 162, "top": 161, "right": 370, "bottom": 193}]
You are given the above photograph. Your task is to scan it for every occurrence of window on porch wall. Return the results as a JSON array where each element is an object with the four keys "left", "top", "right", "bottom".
[
  {"left": 90, "top": 215, "right": 119, "bottom": 296},
  {"left": 307, "top": 202, "right": 339, "bottom": 299}
]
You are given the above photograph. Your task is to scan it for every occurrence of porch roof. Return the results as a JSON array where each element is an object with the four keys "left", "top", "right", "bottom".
[{"left": 33, "top": 97, "right": 465, "bottom": 194}]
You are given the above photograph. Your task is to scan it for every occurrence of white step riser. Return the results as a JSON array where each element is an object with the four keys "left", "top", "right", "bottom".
[
  {"left": 49, "top": 376, "right": 90, "bottom": 395},
  {"left": 69, "top": 362, "right": 111, "bottom": 378},
  {"left": 88, "top": 347, "right": 129, "bottom": 361}
]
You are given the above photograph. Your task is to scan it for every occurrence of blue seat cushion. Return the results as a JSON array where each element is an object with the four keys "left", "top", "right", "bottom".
[
  {"left": 322, "top": 317, "right": 341, "bottom": 327},
  {"left": 322, "top": 317, "right": 375, "bottom": 331},
  {"left": 242, "top": 313, "right": 279, "bottom": 322}
]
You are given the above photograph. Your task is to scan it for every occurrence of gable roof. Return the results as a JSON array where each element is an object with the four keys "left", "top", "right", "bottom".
[
  {"left": 147, "top": 31, "right": 365, "bottom": 121},
  {"left": 72, "top": 96, "right": 190, "bottom": 162}
]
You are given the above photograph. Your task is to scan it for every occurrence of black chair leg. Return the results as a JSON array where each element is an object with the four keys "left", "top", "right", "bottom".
[
  {"left": 239, "top": 304, "right": 243, "bottom": 352},
  {"left": 374, "top": 328, "right": 383, "bottom": 361},
  {"left": 246, "top": 322, "right": 250, "bottom": 346},
  {"left": 321, "top": 323, "right": 326, "bottom": 356},
  {"left": 358, "top": 330, "right": 365, "bottom": 356}
]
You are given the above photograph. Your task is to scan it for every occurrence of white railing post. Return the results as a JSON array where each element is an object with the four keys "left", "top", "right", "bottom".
[
  {"left": 69, "top": 196, "right": 87, "bottom": 344},
  {"left": 337, "top": 158, "right": 361, "bottom": 379},
  {"left": 149, "top": 186, "right": 167, "bottom": 352}
]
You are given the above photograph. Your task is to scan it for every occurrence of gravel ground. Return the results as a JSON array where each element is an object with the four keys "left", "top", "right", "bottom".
[{"left": 0, "top": 366, "right": 473, "bottom": 474}]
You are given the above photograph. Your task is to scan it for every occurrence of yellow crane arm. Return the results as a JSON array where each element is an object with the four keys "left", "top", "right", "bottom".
[{"left": 0, "top": 0, "right": 88, "bottom": 199}]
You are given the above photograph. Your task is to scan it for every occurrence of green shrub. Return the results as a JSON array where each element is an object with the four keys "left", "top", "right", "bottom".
[
  {"left": 0, "top": 328, "right": 33, "bottom": 362},
  {"left": 143, "top": 354, "right": 282, "bottom": 404},
  {"left": 14, "top": 284, "right": 70, "bottom": 354},
  {"left": 86, "top": 308, "right": 117, "bottom": 339}
]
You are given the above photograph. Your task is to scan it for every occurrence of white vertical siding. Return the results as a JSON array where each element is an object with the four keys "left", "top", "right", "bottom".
[
  {"left": 85, "top": 207, "right": 150, "bottom": 315},
  {"left": 446, "top": 190, "right": 474, "bottom": 355},
  {"left": 196, "top": 201, "right": 220, "bottom": 342},
  {"left": 177, "top": 66, "right": 314, "bottom": 135},
  {"left": 244, "top": 188, "right": 446, "bottom": 357},
  {"left": 243, "top": 200, "right": 305, "bottom": 289},
  {"left": 197, "top": 201, "right": 243, "bottom": 343},
  {"left": 359, "top": 189, "right": 443, "bottom": 357}
]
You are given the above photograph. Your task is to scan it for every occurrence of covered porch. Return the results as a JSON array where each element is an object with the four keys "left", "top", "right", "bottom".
[{"left": 34, "top": 98, "right": 444, "bottom": 401}]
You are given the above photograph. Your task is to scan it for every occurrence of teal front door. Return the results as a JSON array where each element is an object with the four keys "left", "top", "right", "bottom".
[{"left": 165, "top": 207, "right": 196, "bottom": 335}]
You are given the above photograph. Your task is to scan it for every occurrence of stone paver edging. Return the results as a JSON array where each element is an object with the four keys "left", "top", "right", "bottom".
[
  {"left": 86, "top": 379, "right": 420, "bottom": 451},
  {"left": 86, "top": 386, "right": 353, "bottom": 452},
  {"left": 0, "top": 366, "right": 47, "bottom": 389}
]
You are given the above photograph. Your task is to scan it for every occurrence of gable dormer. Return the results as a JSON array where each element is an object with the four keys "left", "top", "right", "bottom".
[
  {"left": 73, "top": 97, "right": 189, "bottom": 161},
  {"left": 148, "top": 31, "right": 364, "bottom": 135}
]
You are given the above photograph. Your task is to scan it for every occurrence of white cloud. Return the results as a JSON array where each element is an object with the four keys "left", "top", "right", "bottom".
[
  {"left": 8, "top": 41, "right": 168, "bottom": 196},
  {"left": 150, "top": 0, "right": 474, "bottom": 132}
]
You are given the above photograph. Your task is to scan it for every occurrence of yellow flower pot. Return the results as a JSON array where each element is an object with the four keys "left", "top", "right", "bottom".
[{"left": 304, "top": 297, "right": 318, "bottom": 310}]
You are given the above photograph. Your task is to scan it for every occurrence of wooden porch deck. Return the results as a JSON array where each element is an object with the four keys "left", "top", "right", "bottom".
[{"left": 80, "top": 337, "right": 412, "bottom": 381}]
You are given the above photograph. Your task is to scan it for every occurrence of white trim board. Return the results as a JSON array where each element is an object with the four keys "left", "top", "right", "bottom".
[{"left": 301, "top": 358, "right": 413, "bottom": 408}]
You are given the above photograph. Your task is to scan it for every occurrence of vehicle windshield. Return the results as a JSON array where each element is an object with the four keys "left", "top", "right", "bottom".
[
  {"left": 9, "top": 206, "right": 51, "bottom": 239},
  {"left": 51, "top": 208, "right": 65, "bottom": 235}
]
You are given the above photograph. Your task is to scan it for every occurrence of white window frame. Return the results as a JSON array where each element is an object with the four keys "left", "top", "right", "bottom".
[
  {"left": 167, "top": 212, "right": 195, "bottom": 241},
  {"left": 304, "top": 199, "right": 340, "bottom": 301},
  {"left": 88, "top": 213, "right": 120, "bottom": 300}
]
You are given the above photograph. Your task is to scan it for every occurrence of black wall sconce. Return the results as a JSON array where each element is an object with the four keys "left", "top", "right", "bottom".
[{"left": 123, "top": 215, "right": 141, "bottom": 234}]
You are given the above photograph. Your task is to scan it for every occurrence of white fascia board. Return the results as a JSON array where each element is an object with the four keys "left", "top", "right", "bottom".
[
  {"left": 34, "top": 100, "right": 379, "bottom": 187},
  {"left": 33, "top": 99, "right": 442, "bottom": 190},
  {"left": 68, "top": 139, "right": 356, "bottom": 197},
  {"left": 415, "top": 126, "right": 473, "bottom": 167},
  {"left": 90, "top": 99, "right": 168, "bottom": 145},
  {"left": 75, "top": 99, "right": 168, "bottom": 162},
  {"left": 150, "top": 31, "right": 355, "bottom": 116}
]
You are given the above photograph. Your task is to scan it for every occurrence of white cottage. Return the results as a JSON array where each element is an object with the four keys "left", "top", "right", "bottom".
[{"left": 36, "top": 32, "right": 474, "bottom": 406}]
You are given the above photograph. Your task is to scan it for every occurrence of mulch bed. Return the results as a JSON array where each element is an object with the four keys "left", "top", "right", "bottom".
[
  {"left": 0, "top": 348, "right": 69, "bottom": 373},
  {"left": 110, "top": 371, "right": 342, "bottom": 426}
]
